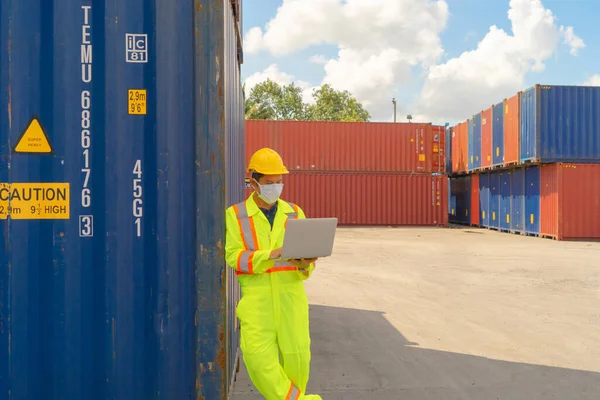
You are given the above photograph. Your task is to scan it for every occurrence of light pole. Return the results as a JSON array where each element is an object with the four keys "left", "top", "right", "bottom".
[{"left": 392, "top": 98, "right": 397, "bottom": 122}]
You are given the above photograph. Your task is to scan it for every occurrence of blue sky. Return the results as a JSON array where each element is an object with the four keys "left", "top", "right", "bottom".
[{"left": 241, "top": 0, "right": 600, "bottom": 123}]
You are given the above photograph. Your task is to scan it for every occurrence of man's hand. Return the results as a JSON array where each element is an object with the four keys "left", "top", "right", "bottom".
[
  {"left": 289, "top": 258, "right": 317, "bottom": 270},
  {"left": 269, "top": 248, "right": 282, "bottom": 260}
]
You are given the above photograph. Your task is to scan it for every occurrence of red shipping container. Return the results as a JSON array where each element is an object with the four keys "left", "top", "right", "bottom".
[
  {"left": 470, "top": 174, "right": 480, "bottom": 226},
  {"left": 245, "top": 173, "right": 448, "bottom": 226},
  {"left": 540, "top": 164, "right": 600, "bottom": 241},
  {"left": 458, "top": 121, "right": 469, "bottom": 173},
  {"left": 432, "top": 125, "right": 446, "bottom": 173},
  {"left": 504, "top": 93, "right": 520, "bottom": 165},
  {"left": 245, "top": 120, "right": 441, "bottom": 173},
  {"left": 481, "top": 107, "right": 493, "bottom": 169},
  {"left": 451, "top": 123, "right": 460, "bottom": 173}
]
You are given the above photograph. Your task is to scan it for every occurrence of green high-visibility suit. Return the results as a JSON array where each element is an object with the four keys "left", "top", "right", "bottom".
[{"left": 225, "top": 195, "right": 322, "bottom": 400}]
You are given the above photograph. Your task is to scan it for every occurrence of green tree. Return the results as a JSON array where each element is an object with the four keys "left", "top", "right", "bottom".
[
  {"left": 306, "top": 84, "right": 370, "bottom": 122},
  {"left": 245, "top": 79, "right": 306, "bottom": 120},
  {"left": 245, "top": 80, "right": 370, "bottom": 122}
]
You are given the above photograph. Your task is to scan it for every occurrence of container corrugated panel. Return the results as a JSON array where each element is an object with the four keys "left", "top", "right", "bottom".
[
  {"left": 471, "top": 114, "right": 482, "bottom": 171},
  {"left": 524, "top": 166, "right": 541, "bottom": 235},
  {"left": 489, "top": 172, "right": 500, "bottom": 229},
  {"left": 432, "top": 125, "right": 446, "bottom": 174},
  {"left": 431, "top": 124, "right": 443, "bottom": 174},
  {"left": 224, "top": 0, "right": 243, "bottom": 392},
  {"left": 451, "top": 124, "right": 459, "bottom": 173},
  {"left": 278, "top": 173, "right": 448, "bottom": 226},
  {"left": 510, "top": 168, "right": 525, "bottom": 233},
  {"left": 449, "top": 176, "right": 471, "bottom": 224},
  {"left": 0, "top": 1, "right": 242, "bottom": 399},
  {"left": 540, "top": 164, "right": 600, "bottom": 240},
  {"left": 245, "top": 120, "right": 439, "bottom": 173},
  {"left": 481, "top": 108, "right": 492, "bottom": 169},
  {"left": 449, "top": 177, "right": 458, "bottom": 223},
  {"left": 462, "top": 176, "right": 471, "bottom": 224},
  {"left": 492, "top": 102, "right": 504, "bottom": 167},
  {"left": 504, "top": 93, "right": 520, "bottom": 165},
  {"left": 520, "top": 85, "right": 600, "bottom": 164},
  {"left": 467, "top": 118, "right": 474, "bottom": 171},
  {"left": 499, "top": 172, "right": 511, "bottom": 231},
  {"left": 446, "top": 126, "right": 453, "bottom": 173},
  {"left": 459, "top": 121, "right": 469, "bottom": 172},
  {"left": 448, "top": 178, "right": 457, "bottom": 221},
  {"left": 470, "top": 174, "right": 480, "bottom": 226},
  {"left": 479, "top": 173, "right": 490, "bottom": 227}
]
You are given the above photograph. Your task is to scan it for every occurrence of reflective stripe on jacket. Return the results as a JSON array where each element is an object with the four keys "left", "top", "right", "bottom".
[{"left": 225, "top": 194, "right": 315, "bottom": 283}]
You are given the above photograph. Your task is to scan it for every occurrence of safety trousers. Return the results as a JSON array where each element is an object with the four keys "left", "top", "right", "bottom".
[{"left": 237, "top": 282, "right": 322, "bottom": 400}]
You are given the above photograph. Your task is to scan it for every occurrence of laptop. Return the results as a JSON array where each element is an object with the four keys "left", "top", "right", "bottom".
[{"left": 281, "top": 218, "right": 338, "bottom": 259}]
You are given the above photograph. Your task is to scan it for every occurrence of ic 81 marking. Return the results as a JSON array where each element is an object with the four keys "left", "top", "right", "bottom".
[{"left": 133, "top": 160, "right": 143, "bottom": 237}]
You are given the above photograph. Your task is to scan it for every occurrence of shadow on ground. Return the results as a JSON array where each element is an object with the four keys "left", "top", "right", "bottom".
[{"left": 231, "top": 304, "right": 600, "bottom": 399}]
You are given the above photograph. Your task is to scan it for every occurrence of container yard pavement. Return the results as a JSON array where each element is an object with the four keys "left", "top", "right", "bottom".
[{"left": 231, "top": 227, "right": 600, "bottom": 399}]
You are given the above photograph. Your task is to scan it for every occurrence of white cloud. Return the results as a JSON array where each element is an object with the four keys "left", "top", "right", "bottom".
[
  {"left": 560, "top": 26, "right": 585, "bottom": 56},
  {"left": 244, "top": 64, "right": 294, "bottom": 91},
  {"left": 245, "top": 0, "right": 449, "bottom": 119},
  {"left": 244, "top": 0, "right": 583, "bottom": 122},
  {"left": 244, "top": 27, "right": 264, "bottom": 54},
  {"left": 415, "top": 0, "right": 584, "bottom": 124},
  {"left": 244, "top": 64, "right": 316, "bottom": 105},
  {"left": 583, "top": 75, "right": 600, "bottom": 86}
]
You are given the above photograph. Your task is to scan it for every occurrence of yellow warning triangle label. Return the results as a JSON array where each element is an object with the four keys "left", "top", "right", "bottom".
[{"left": 14, "top": 118, "right": 53, "bottom": 154}]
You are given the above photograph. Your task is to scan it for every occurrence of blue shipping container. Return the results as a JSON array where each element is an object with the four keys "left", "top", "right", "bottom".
[
  {"left": 449, "top": 176, "right": 471, "bottom": 224},
  {"left": 492, "top": 102, "right": 505, "bottom": 167},
  {"left": 479, "top": 173, "right": 490, "bottom": 228},
  {"left": 499, "top": 172, "right": 511, "bottom": 231},
  {"left": 524, "top": 166, "right": 541, "bottom": 235},
  {"left": 462, "top": 176, "right": 472, "bottom": 225},
  {"left": 446, "top": 126, "right": 452, "bottom": 173},
  {"left": 489, "top": 173, "right": 500, "bottom": 229},
  {"left": 510, "top": 168, "right": 525, "bottom": 233},
  {"left": 467, "top": 118, "right": 474, "bottom": 171},
  {"left": 520, "top": 84, "right": 600, "bottom": 163},
  {"left": 224, "top": 0, "right": 245, "bottom": 392},
  {"left": 472, "top": 114, "right": 482, "bottom": 170},
  {"left": 448, "top": 178, "right": 457, "bottom": 221},
  {"left": 0, "top": 1, "right": 244, "bottom": 399}
]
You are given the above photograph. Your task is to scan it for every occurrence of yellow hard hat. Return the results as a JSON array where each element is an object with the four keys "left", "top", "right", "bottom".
[{"left": 247, "top": 148, "right": 289, "bottom": 175}]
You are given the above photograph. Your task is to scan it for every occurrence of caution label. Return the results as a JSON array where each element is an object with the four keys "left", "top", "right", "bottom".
[
  {"left": 0, "top": 183, "right": 70, "bottom": 220},
  {"left": 13, "top": 118, "right": 54, "bottom": 154},
  {"left": 128, "top": 89, "right": 147, "bottom": 115}
]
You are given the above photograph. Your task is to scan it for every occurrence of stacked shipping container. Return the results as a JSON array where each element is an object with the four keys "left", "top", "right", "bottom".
[
  {"left": 448, "top": 84, "right": 600, "bottom": 241},
  {"left": 246, "top": 120, "right": 448, "bottom": 226}
]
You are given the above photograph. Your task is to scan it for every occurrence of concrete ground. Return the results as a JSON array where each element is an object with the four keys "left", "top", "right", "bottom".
[{"left": 231, "top": 226, "right": 600, "bottom": 399}]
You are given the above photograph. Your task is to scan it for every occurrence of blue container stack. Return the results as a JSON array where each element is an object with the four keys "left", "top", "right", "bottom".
[{"left": 447, "top": 84, "right": 600, "bottom": 239}]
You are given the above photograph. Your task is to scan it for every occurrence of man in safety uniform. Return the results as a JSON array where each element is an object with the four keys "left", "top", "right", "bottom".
[{"left": 225, "top": 148, "right": 322, "bottom": 400}]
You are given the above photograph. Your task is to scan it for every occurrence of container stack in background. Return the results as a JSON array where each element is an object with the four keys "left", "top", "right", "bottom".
[
  {"left": 245, "top": 120, "right": 449, "bottom": 226},
  {"left": 447, "top": 84, "right": 600, "bottom": 240}
]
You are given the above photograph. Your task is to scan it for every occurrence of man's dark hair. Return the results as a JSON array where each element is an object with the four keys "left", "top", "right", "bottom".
[{"left": 251, "top": 172, "right": 264, "bottom": 182}]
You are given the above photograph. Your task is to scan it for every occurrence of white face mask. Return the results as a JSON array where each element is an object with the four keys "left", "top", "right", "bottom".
[{"left": 256, "top": 182, "right": 284, "bottom": 205}]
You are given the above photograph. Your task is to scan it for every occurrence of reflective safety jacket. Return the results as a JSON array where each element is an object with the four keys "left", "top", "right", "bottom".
[
  {"left": 225, "top": 195, "right": 315, "bottom": 283},
  {"left": 225, "top": 194, "right": 321, "bottom": 399}
]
